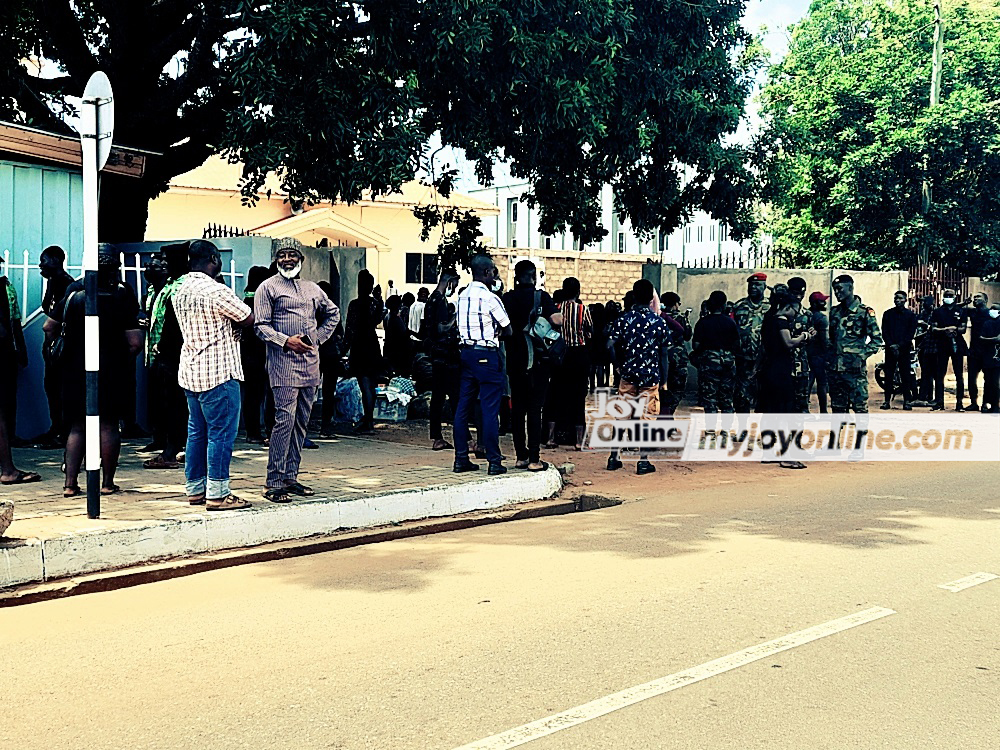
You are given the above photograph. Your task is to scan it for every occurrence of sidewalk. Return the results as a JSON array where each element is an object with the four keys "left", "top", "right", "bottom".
[{"left": 0, "top": 435, "right": 562, "bottom": 588}]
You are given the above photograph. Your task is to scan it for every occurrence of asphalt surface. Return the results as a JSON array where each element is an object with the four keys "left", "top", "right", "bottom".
[{"left": 3, "top": 459, "right": 998, "bottom": 750}]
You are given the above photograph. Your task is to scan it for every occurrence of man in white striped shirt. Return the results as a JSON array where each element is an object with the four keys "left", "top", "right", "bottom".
[{"left": 453, "top": 255, "right": 511, "bottom": 474}]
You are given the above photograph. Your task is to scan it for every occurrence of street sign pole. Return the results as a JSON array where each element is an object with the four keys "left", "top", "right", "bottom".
[{"left": 80, "top": 72, "right": 115, "bottom": 519}]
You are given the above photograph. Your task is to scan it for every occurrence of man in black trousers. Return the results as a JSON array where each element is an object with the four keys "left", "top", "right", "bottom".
[{"left": 880, "top": 291, "right": 917, "bottom": 410}]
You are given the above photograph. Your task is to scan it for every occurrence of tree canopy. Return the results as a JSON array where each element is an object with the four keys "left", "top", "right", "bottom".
[
  {"left": 755, "top": 0, "right": 1000, "bottom": 274},
  {"left": 1, "top": 1, "right": 759, "bottom": 263}
]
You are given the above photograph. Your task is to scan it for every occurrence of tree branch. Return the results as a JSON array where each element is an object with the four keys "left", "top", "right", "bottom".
[{"left": 36, "top": 0, "right": 98, "bottom": 88}]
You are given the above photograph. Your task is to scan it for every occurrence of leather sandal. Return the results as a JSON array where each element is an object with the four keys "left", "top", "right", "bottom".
[
  {"left": 284, "top": 481, "right": 315, "bottom": 497},
  {"left": 206, "top": 494, "right": 252, "bottom": 511},
  {"left": 63, "top": 484, "right": 82, "bottom": 498}
]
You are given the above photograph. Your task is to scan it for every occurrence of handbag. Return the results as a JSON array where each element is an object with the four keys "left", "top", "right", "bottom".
[
  {"left": 525, "top": 290, "right": 565, "bottom": 369},
  {"left": 45, "top": 290, "right": 80, "bottom": 364}
]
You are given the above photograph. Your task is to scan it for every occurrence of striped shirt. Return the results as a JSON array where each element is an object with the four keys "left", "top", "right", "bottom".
[
  {"left": 253, "top": 275, "right": 340, "bottom": 387},
  {"left": 559, "top": 300, "right": 593, "bottom": 347},
  {"left": 457, "top": 281, "right": 510, "bottom": 347},
  {"left": 172, "top": 273, "right": 249, "bottom": 392}
]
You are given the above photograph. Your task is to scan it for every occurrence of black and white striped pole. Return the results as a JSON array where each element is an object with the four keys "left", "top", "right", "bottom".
[{"left": 80, "top": 71, "right": 114, "bottom": 519}]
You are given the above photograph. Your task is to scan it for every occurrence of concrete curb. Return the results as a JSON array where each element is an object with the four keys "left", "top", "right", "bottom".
[{"left": 1, "top": 468, "right": 562, "bottom": 589}]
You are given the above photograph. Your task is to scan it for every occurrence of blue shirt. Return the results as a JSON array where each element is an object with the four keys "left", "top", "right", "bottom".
[{"left": 608, "top": 305, "right": 670, "bottom": 387}]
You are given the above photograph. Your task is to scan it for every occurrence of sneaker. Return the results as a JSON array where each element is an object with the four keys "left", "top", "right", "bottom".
[{"left": 636, "top": 460, "right": 656, "bottom": 475}]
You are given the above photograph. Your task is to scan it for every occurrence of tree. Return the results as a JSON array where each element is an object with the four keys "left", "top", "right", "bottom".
[
  {"left": 1, "top": 1, "right": 760, "bottom": 260},
  {"left": 755, "top": 0, "right": 1000, "bottom": 274}
]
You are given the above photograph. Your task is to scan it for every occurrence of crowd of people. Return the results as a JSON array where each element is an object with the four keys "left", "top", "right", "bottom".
[{"left": 1, "top": 245, "right": 998, "bottom": 497}]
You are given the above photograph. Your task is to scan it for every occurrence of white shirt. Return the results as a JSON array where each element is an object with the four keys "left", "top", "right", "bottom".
[
  {"left": 456, "top": 281, "right": 510, "bottom": 348},
  {"left": 408, "top": 299, "right": 426, "bottom": 334}
]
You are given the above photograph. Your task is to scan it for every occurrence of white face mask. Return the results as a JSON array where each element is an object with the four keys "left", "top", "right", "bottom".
[
  {"left": 445, "top": 286, "right": 456, "bottom": 298},
  {"left": 491, "top": 279, "right": 502, "bottom": 293},
  {"left": 943, "top": 297, "right": 955, "bottom": 305},
  {"left": 991, "top": 310, "right": 1000, "bottom": 319},
  {"left": 278, "top": 261, "right": 302, "bottom": 280}
]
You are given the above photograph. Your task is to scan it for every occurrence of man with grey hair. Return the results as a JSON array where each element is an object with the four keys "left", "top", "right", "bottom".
[{"left": 254, "top": 240, "right": 340, "bottom": 501}]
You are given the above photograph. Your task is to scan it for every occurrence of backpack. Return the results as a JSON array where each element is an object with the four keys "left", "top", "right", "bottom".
[{"left": 525, "top": 290, "right": 565, "bottom": 369}]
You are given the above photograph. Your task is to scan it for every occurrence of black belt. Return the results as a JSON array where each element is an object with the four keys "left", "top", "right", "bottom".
[{"left": 460, "top": 343, "right": 499, "bottom": 351}]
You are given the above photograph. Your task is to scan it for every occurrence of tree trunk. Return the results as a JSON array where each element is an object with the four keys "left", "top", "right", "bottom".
[{"left": 97, "top": 174, "right": 156, "bottom": 243}]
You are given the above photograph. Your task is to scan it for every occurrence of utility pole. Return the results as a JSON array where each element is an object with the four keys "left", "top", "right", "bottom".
[{"left": 920, "top": 1, "right": 944, "bottom": 263}]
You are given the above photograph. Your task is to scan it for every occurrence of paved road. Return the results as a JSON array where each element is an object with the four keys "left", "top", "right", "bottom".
[{"left": 3, "top": 460, "right": 998, "bottom": 750}]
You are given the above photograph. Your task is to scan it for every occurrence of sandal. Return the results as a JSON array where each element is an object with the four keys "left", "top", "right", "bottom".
[
  {"left": 542, "top": 441, "right": 558, "bottom": 450},
  {"left": 101, "top": 485, "right": 122, "bottom": 495},
  {"left": 1, "top": 470, "right": 42, "bottom": 485},
  {"left": 514, "top": 460, "right": 530, "bottom": 469},
  {"left": 263, "top": 487, "right": 293, "bottom": 503},
  {"left": 206, "top": 494, "right": 252, "bottom": 511},
  {"left": 63, "top": 484, "right": 82, "bottom": 497},
  {"left": 527, "top": 461, "right": 549, "bottom": 472},
  {"left": 188, "top": 494, "right": 206, "bottom": 505},
  {"left": 143, "top": 456, "right": 180, "bottom": 469},
  {"left": 779, "top": 461, "right": 807, "bottom": 470},
  {"left": 284, "top": 482, "right": 315, "bottom": 497},
  {"left": 432, "top": 439, "right": 453, "bottom": 451}
]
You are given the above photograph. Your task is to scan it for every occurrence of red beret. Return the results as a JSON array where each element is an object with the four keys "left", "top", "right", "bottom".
[{"left": 747, "top": 272, "right": 767, "bottom": 282}]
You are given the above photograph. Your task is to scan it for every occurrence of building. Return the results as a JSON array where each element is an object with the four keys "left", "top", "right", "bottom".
[
  {"left": 467, "top": 181, "right": 754, "bottom": 266},
  {"left": 146, "top": 157, "right": 500, "bottom": 295}
]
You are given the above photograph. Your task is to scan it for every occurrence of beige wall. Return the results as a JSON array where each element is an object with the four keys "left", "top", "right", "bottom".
[
  {"left": 966, "top": 277, "right": 1000, "bottom": 305},
  {"left": 146, "top": 190, "right": 291, "bottom": 241},
  {"left": 490, "top": 248, "right": 649, "bottom": 304}
]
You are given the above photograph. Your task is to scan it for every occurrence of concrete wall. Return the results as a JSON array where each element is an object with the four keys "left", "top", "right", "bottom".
[{"left": 966, "top": 277, "right": 1000, "bottom": 306}]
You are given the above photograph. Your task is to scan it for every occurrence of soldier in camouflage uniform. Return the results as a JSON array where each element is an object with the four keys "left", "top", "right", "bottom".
[
  {"left": 788, "top": 277, "right": 813, "bottom": 412},
  {"left": 659, "top": 291, "right": 693, "bottom": 415},
  {"left": 732, "top": 273, "right": 769, "bottom": 412},
  {"left": 829, "top": 274, "right": 884, "bottom": 413},
  {"left": 692, "top": 291, "right": 739, "bottom": 413}
]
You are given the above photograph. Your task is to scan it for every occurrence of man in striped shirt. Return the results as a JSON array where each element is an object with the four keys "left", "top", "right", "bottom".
[
  {"left": 454, "top": 255, "right": 512, "bottom": 475},
  {"left": 254, "top": 242, "right": 340, "bottom": 501}
]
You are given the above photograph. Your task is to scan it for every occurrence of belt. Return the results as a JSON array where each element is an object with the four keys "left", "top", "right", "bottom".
[{"left": 460, "top": 343, "right": 499, "bottom": 351}]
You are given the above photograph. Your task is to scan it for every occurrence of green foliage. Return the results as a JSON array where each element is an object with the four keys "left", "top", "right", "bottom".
[
  {"left": 756, "top": 0, "right": 1000, "bottom": 274},
  {"left": 223, "top": 0, "right": 761, "bottom": 268},
  {"left": 0, "top": 1, "right": 759, "bottom": 259}
]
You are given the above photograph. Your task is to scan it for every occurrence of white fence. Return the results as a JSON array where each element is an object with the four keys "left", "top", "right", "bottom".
[{"left": 1, "top": 248, "right": 244, "bottom": 323}]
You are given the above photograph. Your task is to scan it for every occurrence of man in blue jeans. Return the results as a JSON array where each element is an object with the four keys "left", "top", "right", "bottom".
[
  {"left": 171, "top": 241, "right": 256, "bottom": 510},
  {"left": 453, "top": 255, "right": 512, "bottom": 475}
]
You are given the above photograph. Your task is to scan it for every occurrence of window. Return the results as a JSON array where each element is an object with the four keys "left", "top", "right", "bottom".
[
  {"left": 721, "top": 224, "right": 729, "bottom": 242},
  {"left": 709, "top": 225, "right": 715, "bottom": 242},
  {"left": 697, "top": 226, "right": 703, "bottom": 242},
  {"left": 617, "top": 233, "right": 625, "bottom": 253},
  {"left": 544, "top": 236, "right": 552, "bottom": 250},
  {"left": 658, "top": 230, "right": 666, "bottom": 254},
  {"left": 405, "top": 253, "right": 440, "bottom": 284},
  {"left": 685, "top": 226, "right": 691, "bottom": 243},
  {"left": 510, "top": 200, "right": 518, "bottom": 223}
]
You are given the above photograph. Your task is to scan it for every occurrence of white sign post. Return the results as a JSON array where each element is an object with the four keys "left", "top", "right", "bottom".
[{"left": 80, "top": 71, "right": 114, "bottom": 519}]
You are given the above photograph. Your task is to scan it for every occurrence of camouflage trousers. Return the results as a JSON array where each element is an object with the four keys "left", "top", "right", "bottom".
[
  {"left": 733, "top": 357, "right": 757, "bottom": 413},
  {"left": 829, "top": 370, "right": 869, "bottom": 413},
  {"left": 793, "top": 374, "right": 811, "bottom": 413},
  {"left": 660, "top": 350, "right": 689, "bottom": 416},
  {"left": 698, "top": 358, "right": 736, "bottom": 414}
]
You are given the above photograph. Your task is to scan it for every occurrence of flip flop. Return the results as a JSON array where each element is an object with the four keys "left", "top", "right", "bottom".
[
  {"left": 101, "top": 485, "right": 122, "bottom": 495},
  {"left": 1, "top": 470, "right": 42, "bottom": 485},
  {"left": 206, "top": 494, "right": 252, "bottom": 511},
  {"left": 143, "top": 456, "right": 180, "bottom": 469},
  {"left": 527, "top": 461, "right": 549, "bottom": 472},
  {"left": 63, "top": 484, "right": 82, "bottom": 497}
]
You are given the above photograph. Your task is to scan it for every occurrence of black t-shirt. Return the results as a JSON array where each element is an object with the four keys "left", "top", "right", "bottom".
[
  {"left": 966, "top": 307, "right": 992, "bottom": 352},
  {"left": 692, "top": 313, "right": 739, "bottom": 354},
  {"left": 761, "top": 316, "right": 794, "bottom": 378},
  {"left": 502, "top": 285, "right": 557, "bottom": 372},
  {"left": 930, "top": 305, "right": 968, "bottom": 354},
  {"left": 50, "top": 280, "right": 140, "bottom": 377},
  {"left": 42, "top": 271, "right": 75, "bottom": 318}
]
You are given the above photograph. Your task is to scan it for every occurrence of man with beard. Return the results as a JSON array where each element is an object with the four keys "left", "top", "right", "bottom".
[{"left": 254, "top": 241, "right": 340, "bottom": 501}]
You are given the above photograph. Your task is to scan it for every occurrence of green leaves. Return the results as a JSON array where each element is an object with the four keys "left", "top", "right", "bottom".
[{"left": 756, "top": 0, "right": 1000, "bottom": 274}]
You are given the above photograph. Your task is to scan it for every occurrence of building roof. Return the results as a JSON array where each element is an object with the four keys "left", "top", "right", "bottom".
[
  {"left": 250, "top": 207, "right": 393, "bottom": 249},
  {"left": 170, "top": 155, "right": 499, "bottom": 213},
  {"left": 0, "top": 121, "right": 154, "bottom": 178}
]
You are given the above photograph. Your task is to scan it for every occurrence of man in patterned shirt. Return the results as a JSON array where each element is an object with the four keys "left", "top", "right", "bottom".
[
  {"left": 172, "top": 241, "right": 255, "bottom": 510},
  {"left": 254, "top": 241, "right": 340, "bottom": 502},
  {"left": 606, "top": 278, "right": 670, "bottom": 475}
]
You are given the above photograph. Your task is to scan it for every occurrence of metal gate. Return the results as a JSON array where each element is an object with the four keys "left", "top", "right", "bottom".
[{"left": 907, "top": 261, "right": 968, "bottom": 306}]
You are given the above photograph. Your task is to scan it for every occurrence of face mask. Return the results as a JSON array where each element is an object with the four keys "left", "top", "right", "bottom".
[
  {"left": 991, "top": 310, "right": 999, "bottom": 319},
  {"left": 278, "top": 261, "right": 302, "bottom": 280},
  {"left": 491, "top": 279, "right": 502, "bottom": 293},
  {"left": 943, "top": 297, "right": 955, "bottom": 305},
  {"left": 445, "top": 286, "right": 456, "bottom": 298}
]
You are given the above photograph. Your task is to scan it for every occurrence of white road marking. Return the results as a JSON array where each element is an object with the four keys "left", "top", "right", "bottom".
[
  {"left": 937, "top": 572, "right": 999, "bottom": 593},
  {"left": 453, "top": 607, "right": 896, "bottom": 750}
]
